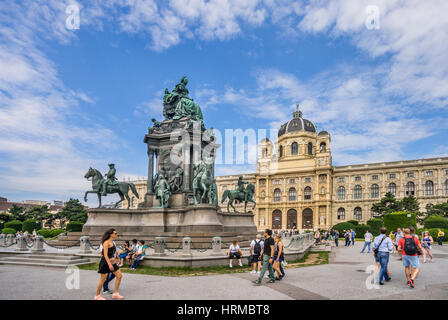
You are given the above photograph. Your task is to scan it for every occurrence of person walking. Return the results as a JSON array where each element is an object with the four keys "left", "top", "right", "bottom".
[
  {"left": 350, "top": 229, "right": 356, "bottom": 246},
  {"left": 94, "top": 228, "right": 123, "bottom": 300},
  {"left": 99, "top": 239, "right": 119, "bottom": 294},
  {"left": 395, "top": 228, "right": 404, "bottom": 260},
  {"left": 249, "top": 234, "right": 264, "bottom": 274},
  {"left": 397, "top": 228, "right": 423, "bottom": 288},
  {"left": 254, "top": 229, "right": 275, "bottom": 285},
  {"left": 344, "top": 230, "right": 351, "bottom": 246},
  {"left": 272, "top": 235, "right": 285, "bottom": 281},
  {"left": 372, "top": 227, "right": 393, "bottom": 285},
  {"left": 361, "top": 230, "right": 373, "bottom": 253},
  {"left": 421, "top": 231, "right": 434, "bottom": 263},
  {"left": 334, "top": 230, "right": 339, "bottom": 247},
  {"left": 314, "top": 229, "right": 320, "bottom": 245},
  {"left": 437, "top": 229, "right": 444, "bottom": 246}
]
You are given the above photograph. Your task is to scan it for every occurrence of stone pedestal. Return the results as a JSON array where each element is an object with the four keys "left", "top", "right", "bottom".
[{"left": 31, "top": 235, "right": 45, "bottom": 252}]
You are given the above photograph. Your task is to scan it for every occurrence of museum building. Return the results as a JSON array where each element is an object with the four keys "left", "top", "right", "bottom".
[{"left": 123, "top": 107, "right": 448, "bottom": 231}]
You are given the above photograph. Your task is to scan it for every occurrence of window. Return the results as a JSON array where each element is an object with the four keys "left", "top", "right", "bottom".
[
  {"left": 288, "top": 188, "right": 296, "bottom": 201},
  {"left": 370, "top": 184, "right": 379, "bottom": 198},
  {"left": 304, "top": 186, "right": 312, "bottom": 200},
  {"left": 372, "top": 175, "right": 378, "bottom": 180},
  {"left": 274, "top": 189, "right": 282, "bottom": 202},
  {"left": 319, "top": 174, "right": 327, "bottom": 182},
  {"left": 406, "top": 181, "right": 415, "bottom": 196},
  {"left": 425, "top": 170, "right": 433, "bottom": 177},
  {"left": 338, "top": 177, "right": 345, "bottom": 183},
  {"left": 445, "top": 180, "right": 448, "bottom": 195},
  {"left": 307, "top": 142, "right": 313, "bottom": 155},
  {"left": 355, "top": 176, "right": 361, "bottom": 181},
  {"left": 337, "top": 208, "right": 345, "bottom": 220},
  {"left": 262, "top": 148, "right": 267, "bottom": 158},
  {"left": 389, "top": 173, "right": 396, "bottom": 179},
  {"left": 354, "top": 207, "right": 362, "bottom": 221},
  {"left": 279, "top": 145, "right": 283, "bottom": 157},
  {"left": 445, "top": 169, "right": 448, "bottom": 175},
  {"left": 338, "top": 186, "right": 345, "bottom": 200},
  {"left": 407, "top": 172, "right": 414, "bottom": 178},
  {"left": 289, "top": 178, "right": 296, "bottom": 184},
  {"left": 320, "top": 142, "right": 326, "bottom": 152},
  {"left": 370, "top": 210, "right": 377, "bottom": 219},
  {"left": 388, "top": 183, "right": 397, "bottom": 196},
  {"left": 304, "top": 177, "right": 311, "bottom": 183},
  {"left": 354, "top": 185, "right": 362, "bottom": 199},
  {"left": 273, "top": 179, "right": 281, "bottom": 185},
  {"left": 424, "top": 180, "right": 434, "bottom": 196},
  {"left": 291, "top": 142, "right": 298, "bottom": 155}
]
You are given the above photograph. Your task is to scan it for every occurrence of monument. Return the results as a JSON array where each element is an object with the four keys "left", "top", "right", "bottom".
[{"left": 82, "top": 76, "right": 257, "bottom": 247}]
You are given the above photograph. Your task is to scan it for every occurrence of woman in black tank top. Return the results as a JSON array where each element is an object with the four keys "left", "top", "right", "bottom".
[{"left": 94, "top": 228, "right": 124, "bottom": 300}]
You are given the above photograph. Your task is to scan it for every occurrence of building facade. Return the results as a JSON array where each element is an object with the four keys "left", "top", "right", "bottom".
[{"left": 123, "top": 108, "right": 448, "bottom": 231}]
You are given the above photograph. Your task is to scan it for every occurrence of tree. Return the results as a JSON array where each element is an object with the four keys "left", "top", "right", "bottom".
[
  {"left": 371, "top": 192, "right": 402, "bottom": 218},
  {"left": 60, "top": 199, "right": 88, "bottom": 224},
  {"left": 8, "top": 204, "right": 25, "bottom": 221},
  {"left": 426, "top": 201, "right": 448, "bottom": 218},
  {"left": 24, "top": 205, "right": 56, "bottom": 227}
]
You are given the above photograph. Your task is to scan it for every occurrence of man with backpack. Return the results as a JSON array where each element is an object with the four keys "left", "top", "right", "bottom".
[
  {"left": 250, "top": 233, "right": 264, "bottom": 274},
  {"left": 397, "top": 228, "right": 424, "bottom": 288},
  {"left": 372, "top": 227, "right": 393, "bottom": 285}
]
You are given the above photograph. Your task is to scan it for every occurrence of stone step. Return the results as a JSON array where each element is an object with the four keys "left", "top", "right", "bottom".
[
  {"left": 1, "top": 257, "right": 90, "bottom": 264},
  {"left": 18, "top": 254, "right": 84, "bottom": 261},
  {"left": 0, "top": 260, "right": 93, "bottom": 268}
]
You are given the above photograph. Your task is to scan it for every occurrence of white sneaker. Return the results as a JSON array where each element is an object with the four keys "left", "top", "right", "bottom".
[
  {"left": 250, "top": 270, "right": 257, "bottom": 274},
  {"left": 239, "top": 262, "right": 243, "bottom": 267},
  {"left": 229, "top": 264, "right": 233, "bottom": 268},
  {"left": 257, "top": 271, "right": 260, "bottom": 274}
]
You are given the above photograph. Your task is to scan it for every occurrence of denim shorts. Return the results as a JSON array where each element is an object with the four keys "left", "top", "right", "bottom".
[{"left": 402, "top": 255, "right": 420, "bottom": 268}]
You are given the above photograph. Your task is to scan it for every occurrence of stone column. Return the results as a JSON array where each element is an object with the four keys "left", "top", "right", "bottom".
[
  {"left": 153, "top": 236, "right": 166, "bottom": 256},
  {"left": 211, "top": 236, "right": 222, "bottom": 256},
  {"left": 183, "top": 144, "right": 191, "bottom": 191},
  {"left": 0, "top": 234, "right": 5, "bottom": 246},
  {"left": 31, "top": 235, "right": 45, "bottom": 252},
  {"left": 147, "top": 149, "right": 155, "bottom": 194},
  {"left": 15, "top": 235, "right": 28, "bottom": 252},
  {"left": 6, "top": 234, "right": 14, "bottom": 246},
  {"left": 78, "top": 236, "right": 92, "bottom": 254},
  {"left": 182, "top": 236, "right": 192, "bottom": 257}
]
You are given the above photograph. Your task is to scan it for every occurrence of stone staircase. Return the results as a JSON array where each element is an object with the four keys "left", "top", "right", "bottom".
[{"left": 0, "top": 253, "right": 91, "bottom": 268}]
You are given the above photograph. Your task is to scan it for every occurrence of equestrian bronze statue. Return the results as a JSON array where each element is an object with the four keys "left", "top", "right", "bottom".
[{"left": 221, "top": 176, "right": 256, "bottom": 213}]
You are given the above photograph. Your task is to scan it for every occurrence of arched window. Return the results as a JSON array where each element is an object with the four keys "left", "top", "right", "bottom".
[
  {"left": 320, "top": 142, "right": 326, "bottom": 152},
  {"left": 388, "top": 183, "right": 397, "bottom": 196},
  {"left": 274, "top": 188, "right": 282, "bottom": 202},
  {"left": 445, "top": 180, "right": 448, "bottom": 195},
  {"left": 262, "top": 148, "right": 267, "bottom": 158},
  {"left": 279, "top": 145, "right": 283, "bottom": 157},
  {"left": 424, "top": 180, "right": 434, "bottom": 195},
  {"left": 354, "top": 207, "right": 362, "bottom": 220},
  {"left": 337, "top": 208, "right": 345, "bottom": 220},
  {"left": 291, "top": 142, "right": 298, "bottom": 155},
  {"left": 406, "top": 181, "right": 415, "bottom": 196},
  {"left": 370, "top": 184, "right": 379, "bottom": 198},
  {"left": 307, "top": 142, "right": 313, "bottom": 155},
  {"left": 288, "top": 188, "right": 296, "bottom": 201},
  {"left": 304, "top": 186, "right": 312, "bottom": 200},
  {"left": 354, "top": 185, "right": 362, "bottom": 199},
  {"left": 338, "top": 186, "right": 345, "bottom": 200}
]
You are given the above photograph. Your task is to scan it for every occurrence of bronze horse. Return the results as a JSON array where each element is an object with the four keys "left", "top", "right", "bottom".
[
  {"left": 84, "top": 167, "right": 139, "bottom": 209},
  {"left": 221, "top": 183, "right": 256, "bottom": 213}
]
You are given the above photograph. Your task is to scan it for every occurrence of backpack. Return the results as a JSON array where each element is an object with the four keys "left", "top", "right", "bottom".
[
  {"left": 253, "top": 240, "right": 262, "bottom": 255},
  {"left": 403, "top": 236, "right": 418, "bottom": 256}
]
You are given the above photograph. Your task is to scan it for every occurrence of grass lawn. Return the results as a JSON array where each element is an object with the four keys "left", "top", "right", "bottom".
[{"left": 78, "top": 252, "right": 329, "bottom": 277}]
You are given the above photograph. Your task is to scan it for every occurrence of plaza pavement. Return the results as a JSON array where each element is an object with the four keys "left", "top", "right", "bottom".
[{"left": 0, "top": 242, "right": 447, "bottom": 300}]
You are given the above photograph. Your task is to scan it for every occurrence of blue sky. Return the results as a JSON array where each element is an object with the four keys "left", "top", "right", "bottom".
[{"left": 0, "top": 0, "right": 447, "bottom": 206}]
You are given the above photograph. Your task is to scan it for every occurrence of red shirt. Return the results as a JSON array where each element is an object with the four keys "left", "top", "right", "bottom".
[{"left": 398, "top": 235, "right": 420, "bottom": 256}]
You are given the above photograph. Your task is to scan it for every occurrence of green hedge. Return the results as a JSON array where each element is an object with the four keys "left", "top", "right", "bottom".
[
  {"left": 37, "top": 229, "right": 52, "bottom": 238},
  {"left": 354, "top": 224, "right": 370, "bottom": 238},
  {"left": 332, "top": 222, "right": 356, "bottom": 235},
  {"left": 427, "top": 228, "right": 448, "bottom": 242},
  {"left": 50, "top": 229, "right": 66, "bottom": 237},
  {"left": 367, "top": 219, "right": 383, "bottom": 236},
  {"left": 384, "top": 212, "right": 417, "bottom": 233},
  {"left": 1, "top": 228, "right": 16, "bottom": 234},
  {"left": 4, "top": 220, "right": 23, "bottom": 232},
  {"left": 22, "top": 219, "right": 41, "bottom": 233},
  {"left": 66, "top": 222, "right": 84, "bottom": 232},
  {"left": 347, "top": 220, "right": 359, "bottom": 226},
  {"left": 424, "top": 215, "right": 448, "bottom": 230}
]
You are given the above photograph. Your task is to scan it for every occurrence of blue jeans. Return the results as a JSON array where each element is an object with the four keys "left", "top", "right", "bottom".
[
  {"left": 334, "top": 238, "right": 339, "bottom": 247},
  {"left": 131, "top": 258, "right": 142, "bottom": 269},
  {"left": 103, "top": 272, "right": 115, "bottom": 291},
  {"left": 361, "top": 241, "right": 371, "bottom": 253},
  {"left": 377, "top": 251, "right": 391, "bottom": 283}
]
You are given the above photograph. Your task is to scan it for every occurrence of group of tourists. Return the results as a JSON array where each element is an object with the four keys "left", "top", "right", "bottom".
[
  {"left": 371, "top": 226, "right": 437, "bottom": 288},
  {"left": 14, "top": 229, "right": 37, "bottom": 240},
  {"left": 94, "top": 229, "right": 147, "bottom": 300},
  {"left": 314, "top": 229, "right": 342, "bottom": 247}
]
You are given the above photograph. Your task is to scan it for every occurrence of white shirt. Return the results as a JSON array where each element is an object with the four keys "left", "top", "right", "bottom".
[
  {"left": 250, "top": 239, "right": 264, "bottom": 248},
  {"left": 229, "top": 244, "right": 240, "bottom": 253},
  {"left": 364, "top": 232, "right": 373, "bottom": 242}
]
